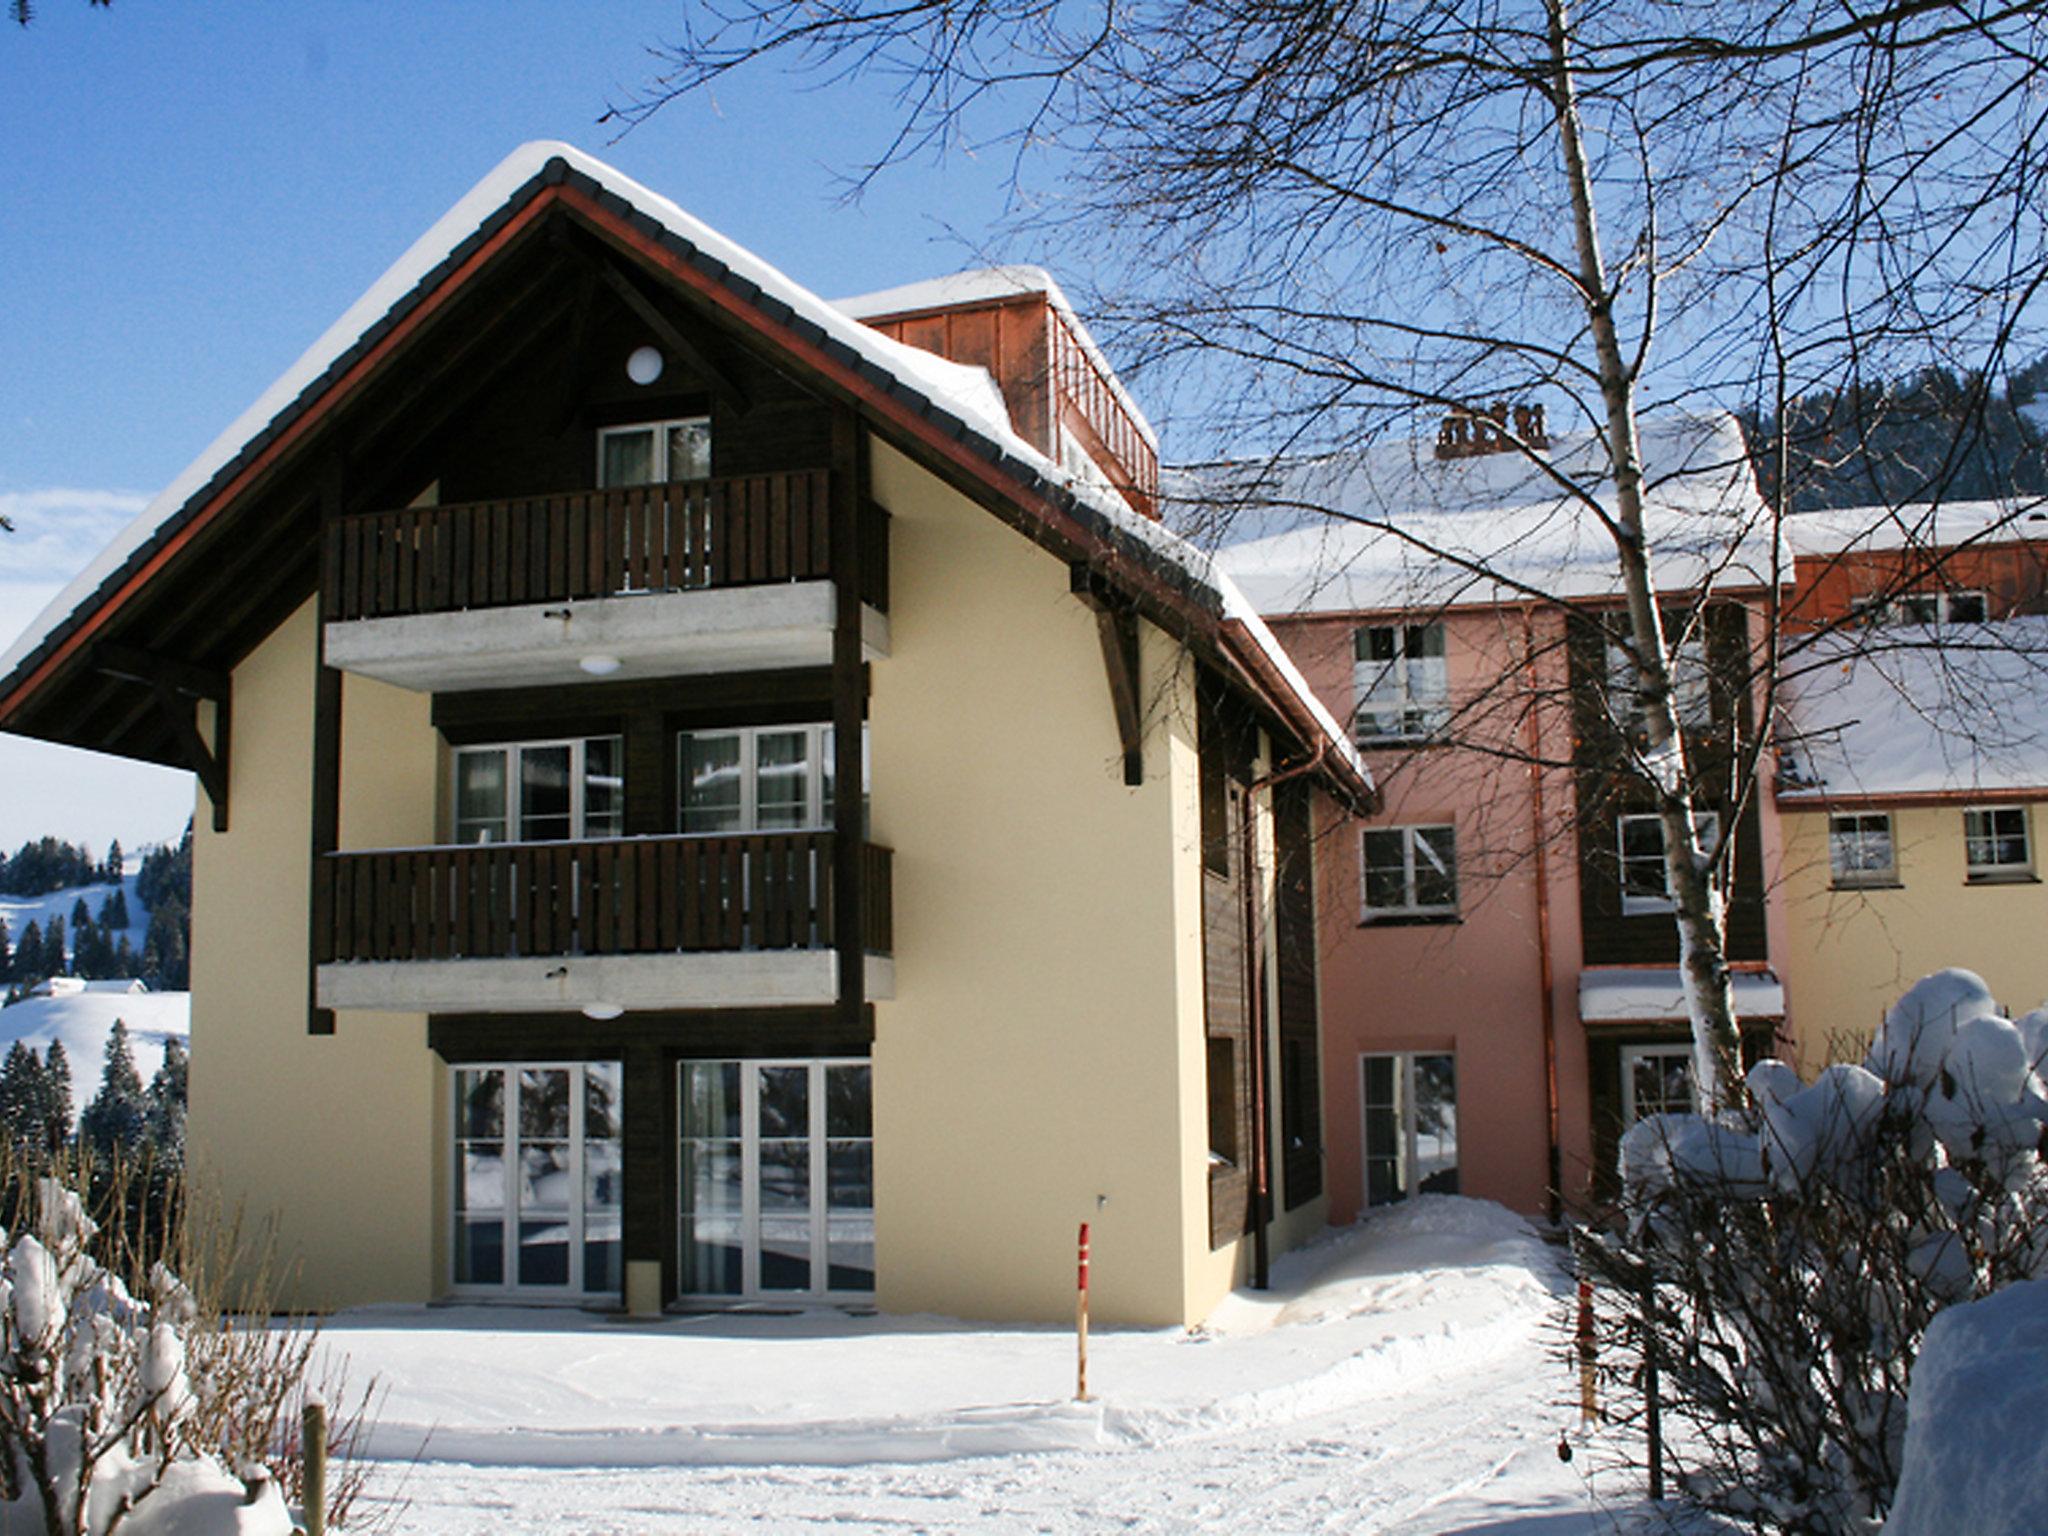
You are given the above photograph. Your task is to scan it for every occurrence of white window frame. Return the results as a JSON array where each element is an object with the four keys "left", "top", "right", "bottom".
[
  {"left": 449, "top": 1061, "right": 622, "bottom": 1303},
  {"left": 1605, "top": 628, "right": 1712, "bottom": 737},
  {"left": 451, "top": 735, "right": 624, "bottom": 846},
  {"left": 596, "top": 416, "right": 712, "bottom": 487},
  {"left": 1360, "top": 823, "right": 1458, "bottom": 920},
  {"left": 1352, "top": 623, "right": 1450, "bottom": 744},
  {"left": 1617, "top": 810, "right": 1722, "bottom": 916},
  {"left": 1964, "top": 804, "right": 2033, "bottom": 882},
  {"left": 1359, "top": 1051, "right": 1459, "bottom": 1208},
  {"left": 677, "top": 1057, "right": 874, "bottom": 1302},
  {"left": 677, "top": 723, "right": 869, "bottom": 835},
  {"left": 1828, "top": 811, "right": 1898, "bottom": 888},
  {"left": 1620, "top": 1043, "right": 1696, "bottom": 1123}
]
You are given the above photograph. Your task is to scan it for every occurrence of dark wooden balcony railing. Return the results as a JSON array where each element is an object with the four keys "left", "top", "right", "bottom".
[
  {"left": 315, "top": 833, "right": 893, "bottom": 964},
  {"left": 321, "top": 471, "right": 889, "bottom": 622}
]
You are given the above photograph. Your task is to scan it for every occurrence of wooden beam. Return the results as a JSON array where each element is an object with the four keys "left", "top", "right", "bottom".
[
  {"left": 830, "top": 406, "right": 865, "bottom": 1030},
  {"left": 585, "top": 252, "right": 754, "bottom": 415},
  {"left": 309, "top": 461, "right": 345, "bottom": 1036},
  {"left": 93, "top": 643, "right": 232, "bottom": 830},
  {"left": 94, "top": 642, "right": 228, "bottom": 704},
  {"left": 1070, "top": 564, "right": 1145, "bottom": 786}
]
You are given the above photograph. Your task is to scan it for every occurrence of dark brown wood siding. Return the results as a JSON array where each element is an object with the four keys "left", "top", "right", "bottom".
[
  {"left": 1198, "top": 671, "right": 1257, "bottom": 1248},
  {"left": 1274, "top": 779, "right": 1324, "bottom": 1209},
  {"left": 1569, "top": 604, "right": 1768, "bottom": 966}
]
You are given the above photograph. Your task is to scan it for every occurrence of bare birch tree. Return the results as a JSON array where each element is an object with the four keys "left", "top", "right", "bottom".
[{"left": 611, "top": 0, "right": 2048, "bottom": 1103}]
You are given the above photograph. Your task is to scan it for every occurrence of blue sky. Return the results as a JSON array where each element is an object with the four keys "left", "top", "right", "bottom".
[{"left": 0, "top": 2, "right": 1030, "bottom": 853}]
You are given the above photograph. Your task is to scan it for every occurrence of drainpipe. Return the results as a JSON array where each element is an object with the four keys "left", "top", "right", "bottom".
[
  {"left": 1242, "top": 738, "right": 1330, "bottom": 1291},
  {"left": 1522, "top": 605, "right": 1563, "bottom": 1222}
]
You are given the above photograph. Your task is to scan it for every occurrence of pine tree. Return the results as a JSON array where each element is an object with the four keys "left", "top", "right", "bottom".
[
  {"left": 98, "top": 889, "right": 129, "bottom": 931},
  {"left": 145, "top": 1037, "right": 187, "bottom": 1164},
  {"left": 140, "top": 897, "right": 187, "bottom": 991},
  {"left": 38, "top": 1042, "right": 70, "bottom": 1154},
  {"left": 0, "top": 1042, "right": 48, "bottom": 1149},
  {"left": 112, "top": 935, "right": 137, "bottom": 981},
  {"left": 78, "top": 1021, "right": 145, "bottom": 1158},
  {"left": 71, "top": 916, "right": 101, "bottom": 980},
  {"left": 14, "top": 921, "right": 43, "bottom": 985},
  {"left": 43, "top": 916, "right": 65, "bottom": 978},
  {"left": 103, "top": 838, "right": 123, "bottom": 885},
  {"left": 69, "top": 898, "right": 89, "bottom": 930},
  {"left": 0, "top": 917, "right": 10, "bottom": 982}
]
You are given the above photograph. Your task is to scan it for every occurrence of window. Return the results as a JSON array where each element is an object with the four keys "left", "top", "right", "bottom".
[
  {"left": 1361, "top": 1053, "right": 1458, "bottom": 1207},
  {"left": 1207, "top": 1038, "right": 1241, "bottom": 1167},
  {"left": 1353, "top": 624, "right": 1449, "bottom": 743},
  {"left": 1829, "top": 812, "right": 1898, "bottom": 887},
  {"left": 598, "top": 417, "right": 712, "bottom": 487},
  {"left": 1617, "top": 811, "right": 1721, "bottom": 915},
  {"left": 1361, "top": 824, "right": 1457, "bottom": 919},
  {"left": 678, "top": 1059, "right": 873, "bottom": 1299},
  {"left": 453, "top": 1062, "right": 622, "bottom": 1299},
  {"left": 1621, "top": 1044, "right": 1695, "bottom": 1123},
  {"left": 1605, "top": 628, "right": 1712, "bottom": 737},
  {"left": 1853, "top": 589, "right": 1988, "bottom": 626},
  {"left": 453, "top": 737, "right": 623, "bottom": 844},
  {"left": 678, "top": 724, "right": 867, "bottom": 834},
  {"left": 1964, "top": 805, "right": 2033, "bottom": 881}
]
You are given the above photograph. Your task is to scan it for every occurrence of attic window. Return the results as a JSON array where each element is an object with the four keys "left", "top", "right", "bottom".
[
  {"left": 598, "top": 418, "right": 711, "bottom": 487},
  {"left": 1434, "top": 402, "right": 1548, "bottom": 460}
]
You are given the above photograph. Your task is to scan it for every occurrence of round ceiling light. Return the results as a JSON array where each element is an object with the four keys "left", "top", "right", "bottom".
[
  {"left": 579, "top": 654, "right": 623, "bottom": 677},
  {"left": 581, "top": 1001, "right": 625, "bottom": 1021},
  {"left": 626, "top": 345, "right": 665, "bottom": 385}
]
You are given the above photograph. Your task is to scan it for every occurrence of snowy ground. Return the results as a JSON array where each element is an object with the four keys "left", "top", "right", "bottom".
[
  {"left": 0, "top": 869, "right": 151, "bottom": 957},
  {"left": 322, "top": 1198, "right": 1664, "bottom": 1534},
  {"left": 0, "top": 990, "right": 188, "bottom": 1109}
]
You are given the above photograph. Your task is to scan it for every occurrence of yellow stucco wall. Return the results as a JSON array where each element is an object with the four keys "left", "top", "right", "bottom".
[
  {"left": 1780, "top": 801, "right": 2048, "bottom": 1067},
  {"left": 188, "top": 600, "right": 442, "bottom": 1309},
  {"left": 867, "top": 440, "right": 1268, "bottom": 1326}
]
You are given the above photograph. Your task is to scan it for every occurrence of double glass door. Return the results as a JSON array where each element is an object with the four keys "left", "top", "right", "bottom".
[{"left": 679, "top": 1059, "right": 874, "bottom": 1300}]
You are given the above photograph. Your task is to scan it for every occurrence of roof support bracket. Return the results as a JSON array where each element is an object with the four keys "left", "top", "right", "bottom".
[
  {"left": 94, "top": 643, "right": 231, "bottom": 832},
  {"left": 1072, "top": 564, "right": 1144, "bottom": 786}
]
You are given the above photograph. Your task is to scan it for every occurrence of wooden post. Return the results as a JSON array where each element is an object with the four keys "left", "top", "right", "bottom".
[
  {"left": 1075, "top": 1221, "right": 1092, "bottom": 1402},
  {"left": 1576, "top": 1276, "right": 1598, "bottom": 1425},
  {"left": 301, "top": 1399, "right": 328, "bottom": 1536},
  {"left": 1642, "top": 1266, "right": 1664, "bottom": 1500}
]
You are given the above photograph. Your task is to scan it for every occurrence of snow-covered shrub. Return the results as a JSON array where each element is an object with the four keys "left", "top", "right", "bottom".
[
  {"left": 1576, "top": 968, "right": 2048, "bottom": 1536},
  {"left": 0, "top": 1176, "right": 293, "bottom": 1534}
]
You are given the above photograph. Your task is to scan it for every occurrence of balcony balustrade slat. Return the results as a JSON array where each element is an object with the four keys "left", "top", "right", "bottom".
[{"left": 394, "top": 510, "right": 414, "bottom": 617}]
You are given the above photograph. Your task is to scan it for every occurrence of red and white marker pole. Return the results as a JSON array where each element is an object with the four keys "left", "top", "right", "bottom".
[{"left": 1076, "top": 1221, "right": 1092, "bottom": 1402}]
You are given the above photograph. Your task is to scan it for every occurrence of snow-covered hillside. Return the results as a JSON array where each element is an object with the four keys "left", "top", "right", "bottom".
[
  {"left": 0, "top": 991, "right": 187, "bottom": 1123},
  {"left": 0, "top": 867, "right": 150, "bottom": 960}
]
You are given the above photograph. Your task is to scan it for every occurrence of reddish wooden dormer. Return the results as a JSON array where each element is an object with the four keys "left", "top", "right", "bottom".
[{"left": 840, "top": 269, "right": 1161, "bottom": 519}]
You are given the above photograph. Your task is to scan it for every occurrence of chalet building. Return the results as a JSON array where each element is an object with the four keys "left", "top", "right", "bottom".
[
  {"left": 0, "top": 143, "right": 1372, "bottom": 1325},
  {"left": 1210, "top": 412, "right": 1792, "bottom": 1218},
  {"left": 1776, "top": 502, "right": 2048, "bottom": 1061}
]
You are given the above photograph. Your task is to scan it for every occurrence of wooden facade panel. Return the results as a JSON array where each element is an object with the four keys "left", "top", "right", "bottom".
[{"left": 1273, "top": 779, "right": 1323, "bottom": 1209}]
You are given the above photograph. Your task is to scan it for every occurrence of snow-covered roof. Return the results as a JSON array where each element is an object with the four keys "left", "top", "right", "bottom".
[
  {"left": 1201, "top": 412, "right": 1784, "bottom": 617},
  {"left": 1784, "top": 498, "right": 2048, "bottom": 558},
  {"left": 1579, "top": 968, "right": 1785, "bottom": 1023},
  {"left": 835, "top": 265, "right": 1159, "bottom": 450},
  {"left": 1777, "top": 616, "right": 2048, "bottom": 801},
  {"left": 0, "top": 142, "right": 1358, "bottom": 800}
]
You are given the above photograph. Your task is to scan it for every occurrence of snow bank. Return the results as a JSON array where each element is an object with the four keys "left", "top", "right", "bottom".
[
  {"left": 319, "top": 1196, "right": 1563, "bottom": 1470},
  {"left": 1884, "top": 1277, "right": 2048, "bottom": 1536},
  {"left": 0, "top": 992, "right": 188, "bottom": 1124}
]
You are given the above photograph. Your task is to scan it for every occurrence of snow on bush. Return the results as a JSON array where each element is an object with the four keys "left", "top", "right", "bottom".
[
  {"left": 1580, "top": 968, "right": 2048, "bottom": 1536},
  {"left": 1883, "top": 1276, "right": 2048, "bottom": 1536},
  {"left": 0, "top": 1178, "right": 291, "bottom": 1535}
]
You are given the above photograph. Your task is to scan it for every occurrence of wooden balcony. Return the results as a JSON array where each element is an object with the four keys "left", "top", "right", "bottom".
[
  {"left": 319, "top": 473, "right": 890, "bottom": 691},
  {"left": 317, "top": 832, "right": 890, "bottom": 962}
]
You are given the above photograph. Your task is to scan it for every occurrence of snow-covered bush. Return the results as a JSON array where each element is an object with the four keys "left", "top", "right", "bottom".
[
  {"left": 0, "top": 1176, "right": 295, "bottom": 1534},
  {"left": 1576, "top": 968, "right": 2048, "bottom": 1535}
]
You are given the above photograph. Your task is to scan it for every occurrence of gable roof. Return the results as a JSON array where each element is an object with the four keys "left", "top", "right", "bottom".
[
  {"left": 0, "top": 143, "right": 1367, "bottom": 808},
  {"left": 1196, "top": 412, "right": 1784, "bottom": 617}
]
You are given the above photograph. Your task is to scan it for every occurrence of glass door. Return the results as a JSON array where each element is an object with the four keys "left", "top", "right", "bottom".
[{"left": 678, "top": 1059, "right": 873, "bottom": 1301}]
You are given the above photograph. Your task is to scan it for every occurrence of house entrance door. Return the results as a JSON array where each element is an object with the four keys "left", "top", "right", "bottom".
[{"left": 677, "top": 1059, "right": 874, "bottom": 1302}]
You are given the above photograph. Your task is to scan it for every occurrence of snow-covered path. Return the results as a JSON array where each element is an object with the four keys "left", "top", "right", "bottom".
[{"left": 330, "top": 1199, "right": 1640, "bottom": 1534}]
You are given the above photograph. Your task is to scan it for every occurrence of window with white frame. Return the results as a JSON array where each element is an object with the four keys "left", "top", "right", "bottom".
[
  {"left": 1621, "top": 1043, "right": 1695, "bottom": 1123},
  {"left": 1605, "top": 627, "right": 1712, "bottom": 737},
  {"left": 453, "top": 1062, "right": 621, "bottom": 1299},
  {"left": 1853, "top": 589, "right": 1989, "bottom": 627},
  {"left": 1353, "top": 624, "right": 1449, "bottom": 743},
  {"left": 677, "top": 724, "right": 868, "bottom": 834},
  {"left": 1617, "top": 810, "right": 1721, "bottom": 915},
  {"left": 1361, "top": 824, "right": 1457, "bottom": 919},
  {"left": 1964, "top": 805, "right": 2033, "bottom": 881},
  {"left": 1829, "top": 812, "right": 1898, "bottom": 887},
  {"left": 453, "top": 737, "right": 624, "bottom": 844},
  {"left": 598, "top": 417, "right": 712, "bottom": 487},
  {"left": 1361, "top": 1052, "right": 1458, "bottom": 1207}
]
